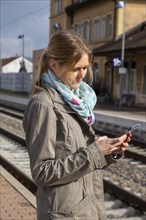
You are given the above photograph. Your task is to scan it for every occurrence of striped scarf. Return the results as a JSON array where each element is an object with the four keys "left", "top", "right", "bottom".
[{"left": 41, "top": 69, "right": 97, "bottom": 125}]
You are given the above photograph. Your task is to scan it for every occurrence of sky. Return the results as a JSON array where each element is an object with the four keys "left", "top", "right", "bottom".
[{"left": 0, "top": 0, "right": 50, "bottom": 59}]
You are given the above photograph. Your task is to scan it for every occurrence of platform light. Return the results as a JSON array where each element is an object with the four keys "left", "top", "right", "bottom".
[
  {"left": 119, "top": 0, "right": 126, "bottom": 109},
  {"left": 18, "top": 34, "right": 24, "bottom": 61}
]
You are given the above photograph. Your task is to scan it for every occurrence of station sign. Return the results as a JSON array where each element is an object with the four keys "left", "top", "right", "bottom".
[
  {"left": 119, "top": 67, "right": 127, "bottom": 74},
  {"left": 112, "top": 58, "right": 121, "bottom": 67}
]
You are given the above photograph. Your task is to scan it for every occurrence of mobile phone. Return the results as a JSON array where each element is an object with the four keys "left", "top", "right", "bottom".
[
  {"left": 113, "top": 124, "right": 141, "bottom": 159},
  {"left": 126, "top": 123, "right": 141, "bottom": 134}
]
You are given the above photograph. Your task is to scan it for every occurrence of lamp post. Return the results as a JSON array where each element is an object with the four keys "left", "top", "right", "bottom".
[
  {"left": 18, "top": 34, "right": 24, "bottom": 61},
  {"left": 18, "top": 34, "right": 26, "bottom": 73},
  {"left": 18, "top": 34, "right": 25, "bottom": 92},
  {"left": 118, "top": 0, "right": 126, "bottom": 109}
]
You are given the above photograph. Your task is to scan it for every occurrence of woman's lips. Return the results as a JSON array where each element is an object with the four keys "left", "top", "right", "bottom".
[
  {"left": 71, "top": 79, "right": 81, "bottom": 84},
  {"left": 76, "top": 78, "right": 82, "bottom": 83}
]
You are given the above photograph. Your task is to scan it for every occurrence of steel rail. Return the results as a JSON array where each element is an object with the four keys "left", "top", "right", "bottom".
[
  {"left": 0, "top": 128, "right": 146, "bottom": 213},
  {"left": 0, "top": 155, "right": 37, "bottom": 195},
  {"left": 0, "top": 107, "right": 23, "bottom": 120},
  {"left": 1, "top": 106, "right": 145, "bottom": 147},
  {"left": 0, "top": 127, "right": 26, "bottom": 147},
  {"left": 104, "top": 179, "right": 146, "bottom": 212},
  {"left": 1, "top": 149, "right": 146, "bottom": 212},
  {"left": 94, "top": 128, "right": 146, "bottom": 149},
  {"left": 1, "top": 125, "right": 146, "bottom": 164}
]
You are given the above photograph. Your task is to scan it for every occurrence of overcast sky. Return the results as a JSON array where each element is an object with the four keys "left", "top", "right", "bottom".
[{"left": 0, "top": 0, "right": 50, "bottom": 59}]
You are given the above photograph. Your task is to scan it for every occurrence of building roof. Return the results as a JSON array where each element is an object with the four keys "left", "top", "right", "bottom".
[
  {"left": 1, "top": 56, "right": 33, "bottom": 73},
  {"left": 93, "top": 21, "right": 146, "bottom": 56},
  {"left": 1, "top": 56, "right": 33, "bottom": 67},
  {"left": 65, "top": 0, "right": 98, "bottom": 15},
  {"left": 1, "top": 56, "right": 20, "bottom": 67},
  {"left": 66, "top": 0, "right": 146, "bottom": 15}
]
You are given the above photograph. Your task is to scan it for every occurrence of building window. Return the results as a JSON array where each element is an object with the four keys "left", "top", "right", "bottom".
[
  {"left": 73, "top": 23, "right": 81, "bottom": 36},
  {"left": 93, "top": 62, "right": 98, "bottom": 83},
  {"left": 82, "top": 20, "right": 90, "bottom": 42},
  {"left": 129, "top": 69, "right": 136, "bottom": 93},
  {"left": 101, "top": 15, "right": 106, "bottom": 39},
  {"left": 54, "top": 0, "right": 62, "bottom": 15},
  {"left": 121, "top": 62, "right": 128, "bottom": 93},
  {"left": 79, "top": 0, "right": 86, "bottom": 2},
  {"left": 80, "top": 22, "right": 83, "bottom": 38},
  {"left": 101, "top": 14, "right": 113, "bottom": 40},
  {"left": 73, "top": 0, "right": 79, "bottom": 3},
  {"left": 92, "top": 62, "right": 99, "bottom": 94},
  {"left": 126, "top": 61, "right": 136, "bottom": 94},
  {"left": 94, "top": 17, "right": 100, "bottom": 41},
  {"left": 80, "top": 20, "right": 90, "bottom": 42},
  {"left": 143, "top": 65, "right": 146, "bottom": 94},
  {"left": 105, "top": 62, "right": 112, "bottom": 95},
  {"left": 122, "top": 74, "right": 127, "bottom": 93},
  {"left": 106, "top": 14, "right": 112, "bottom": 39}
]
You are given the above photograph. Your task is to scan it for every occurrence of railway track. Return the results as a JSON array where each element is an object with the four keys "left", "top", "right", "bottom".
[
  {"left": 0, "top": 106, "right": 24, "bottom": 120},
  {"left": 0, "top": 106, "right": 146, "bottom": 163},
  {"left": 0, "top": 105, "right": 146, "bottom": 219},
  {"left": 0, "top": 128, "right": 146, "bottom": 219}
]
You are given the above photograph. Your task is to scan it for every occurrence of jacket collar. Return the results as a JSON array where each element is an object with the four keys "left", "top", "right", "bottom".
[
  {"left": 43, "top": 84, "right": 95, "bottom": 135},
  {"left": 42, "top": 82, "right": 66, "bottom": 105}
]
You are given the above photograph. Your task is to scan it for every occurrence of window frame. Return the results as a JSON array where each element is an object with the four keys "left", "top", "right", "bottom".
[
  {"left": 106, "top": 13, "right": 113, "bottom": 39},
  {"left": 143, "top": 65, "right": 146, "bottom": 94},
  {"left": 54, "top": 0, "right": 62, "bottom": 16},
  {"left": 101, "top": 15, "right": 106, "bottom": 39},
  {"left": 94, "top": 16, "right": 101, "bottom": 41}
]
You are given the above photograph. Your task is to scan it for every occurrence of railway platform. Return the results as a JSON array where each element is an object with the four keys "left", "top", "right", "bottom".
[
  {"left": 0, "top": 93, "right": 146, "bottom": 220},
  {"left": 0, "top": 93, "right": 146, "bottom": 142},
  {"left": 0, "top": 165, "right": 36, "bottom": 220},
  {"left": 93, "top": 103, "right": 146, "bottom": 143}
]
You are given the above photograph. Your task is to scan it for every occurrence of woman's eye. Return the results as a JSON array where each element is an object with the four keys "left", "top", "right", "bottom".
[
  {"left": 73, "top": 68, "right": 79, "bottom": 72},
  {"left": 73, "top": 66, "right": 88, "bottom": 72},
  {"left": 83, "top": 66, "right": 88, "bottom": 70}
]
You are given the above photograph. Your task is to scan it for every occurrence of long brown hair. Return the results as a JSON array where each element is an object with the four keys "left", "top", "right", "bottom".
[{"left": 31, "top": 31, "right": 93, "bottom": 95}]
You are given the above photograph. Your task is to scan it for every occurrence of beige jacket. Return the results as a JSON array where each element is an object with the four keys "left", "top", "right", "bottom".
[{"left": 23, "top": 86, "right": 117, "bottom": 220}]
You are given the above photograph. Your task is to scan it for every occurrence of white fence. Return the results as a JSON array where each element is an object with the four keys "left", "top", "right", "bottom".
[{"left": 0, "top": 72, "right": 32, "bottom": 92}]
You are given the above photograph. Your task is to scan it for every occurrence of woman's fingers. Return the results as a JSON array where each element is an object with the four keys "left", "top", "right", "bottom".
[
  {"left": 125, "top": 132, "right": 132, "bottom": 142},
  {"left": 112, "top": 133, "right": 131, "bottom": 147},
  {"left": 109, "top": 134, "right": 128, "bottom": 144},
  {"left": 112, "top": 141, "right": 129, "bottom": 154},
  {"left": 111, "top": 135, "right": 130, "bottom": 153},
  {"left": 96, "top": 132, "right": 131, "bottom": 156},
  {"left": 118, "top": 134, "right": 128, "bottom": 142},
  {"left": 113, "top": 147, "right": 126, "bottom": 154}
]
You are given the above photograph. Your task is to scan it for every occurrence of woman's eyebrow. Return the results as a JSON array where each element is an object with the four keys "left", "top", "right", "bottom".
[{"left": 73, "top": 65, "right": 89, "bottom": 71}]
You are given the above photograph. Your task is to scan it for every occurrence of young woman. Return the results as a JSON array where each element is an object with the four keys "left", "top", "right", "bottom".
[{"left": 23, "top": 31, "right": 131, "bottom": 220}]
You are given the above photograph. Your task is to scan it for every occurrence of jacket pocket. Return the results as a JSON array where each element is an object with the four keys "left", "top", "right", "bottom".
[
  {"left": 55, "top": 141, "right": 75, "bottom": 159},
  {"left": 49, "top": 195, "right": 97, "bottom": 220},
  {"left": 71, "top": 195, "right": 98, "bottom": 219},
  {"left": 72, "top": 195, "right": 90, "bottom": 214},
  {"left": 47, "top": 211, "right": 74, "bottom": 219}
]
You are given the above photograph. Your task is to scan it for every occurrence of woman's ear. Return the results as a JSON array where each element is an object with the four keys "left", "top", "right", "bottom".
[{"left": 49, "top": 59, "right": 57, "bottom": 71}]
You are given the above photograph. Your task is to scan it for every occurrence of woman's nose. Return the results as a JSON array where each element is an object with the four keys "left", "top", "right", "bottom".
[{"left": 78, "top": 68, "right": 86, "bottom": 78}]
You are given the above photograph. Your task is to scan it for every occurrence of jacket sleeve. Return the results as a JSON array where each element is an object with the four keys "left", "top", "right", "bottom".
[{"left": 23, "top": 99, "right": 107, "bottom": 187}]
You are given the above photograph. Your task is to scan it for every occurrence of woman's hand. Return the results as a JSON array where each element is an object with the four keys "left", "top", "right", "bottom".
[{"left": 96, "top": 133, "right": 131, "bottom": 156}]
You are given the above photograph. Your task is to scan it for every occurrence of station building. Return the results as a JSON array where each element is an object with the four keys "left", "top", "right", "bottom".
[
  {"left": 93, "top": 21, "right": 146, "bottom": 107},
  {"left": 34, "top": 0, "right": 146, "bottom": 107}
]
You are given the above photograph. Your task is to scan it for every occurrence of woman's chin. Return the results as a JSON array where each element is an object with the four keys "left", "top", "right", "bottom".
[{"left": 70, "top": 83, "right": 80, "bottom": 90}]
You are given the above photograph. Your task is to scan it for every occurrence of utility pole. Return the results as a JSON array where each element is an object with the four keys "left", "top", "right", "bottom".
[
  {"left": 119, "top": 0, "right": 126, "bottom": 109},
  {"left": 18, "top": 34, "right": 26, "bottom": 72},
  {"left": 18, "top": 34, "right": 26, "bottom": 93},
  {"left": 0, "top": 0, "right": 2, "bottom": 74},
  {"left": 18, "top": 34, "right": 24, "bottom": 61}
]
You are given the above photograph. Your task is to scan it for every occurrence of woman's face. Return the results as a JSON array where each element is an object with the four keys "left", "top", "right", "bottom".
[{"left": 50, "top": 54, "right": 89, "bottom": 89}]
